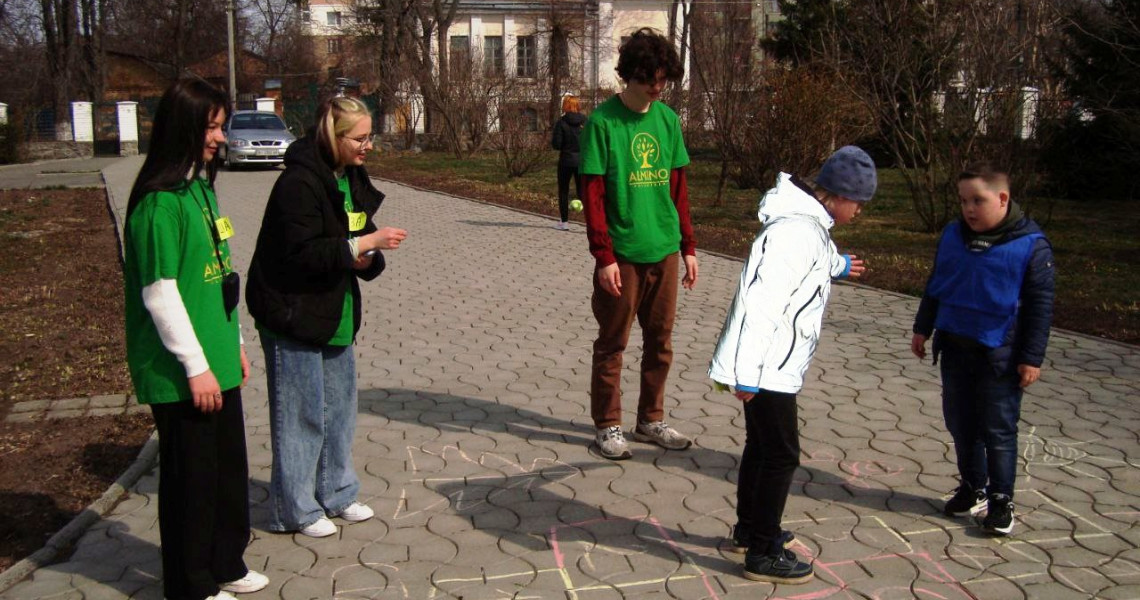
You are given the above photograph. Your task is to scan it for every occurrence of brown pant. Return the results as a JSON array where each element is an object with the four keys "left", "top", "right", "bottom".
[{"left": 590, "top": 253, "right": 679, "bottom": 428}]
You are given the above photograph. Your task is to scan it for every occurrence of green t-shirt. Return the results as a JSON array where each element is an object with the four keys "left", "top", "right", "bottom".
[
  {"left": 579, "top": 95, "right": 690, "bottom": 263},
  {"left": 328, "top": 175, "right": 355, "bottom": 346},
  {"left": 124, "top": 179, "right": 242, "bottom": 404}
]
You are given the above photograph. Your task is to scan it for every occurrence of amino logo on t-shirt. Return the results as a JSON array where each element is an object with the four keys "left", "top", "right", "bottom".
[{"left": 629, "top": 132, "right": 668, "bottom": 188}]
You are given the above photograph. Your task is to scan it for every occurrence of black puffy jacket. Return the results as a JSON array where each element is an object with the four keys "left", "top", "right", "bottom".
[
  {"left": 551, "top": 111, "right": 586, "bottom": 168},
  {"left": 246, "top": 134, "right": 386, "bottom": 346}
]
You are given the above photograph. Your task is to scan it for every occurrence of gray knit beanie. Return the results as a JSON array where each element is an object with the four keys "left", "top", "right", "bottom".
[{"left": 816, "top": 145, "right": 877, "bottom": 203}]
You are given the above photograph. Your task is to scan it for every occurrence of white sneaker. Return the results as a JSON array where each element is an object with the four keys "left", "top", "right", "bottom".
[
  {"left": 206, "top": 592, "right": 238, "bottom": 600},
  {"left": 632, "top": 420, "right": 692, "bottom": 450},
  {"left": 222, "top": 570, "right": 269, "bottom": 593},
  {"left": 596, "top": 426, "right": 632, "bottom": 460},
  {"left": 339, "top": 501, "right": 374, "bottom": 522},
  {"left": 299, "top": 516, "right": 337, "bottom": 538}
]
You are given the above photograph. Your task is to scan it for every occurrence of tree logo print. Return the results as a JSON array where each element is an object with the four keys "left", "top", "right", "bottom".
[{"left": 631, "top": 133, "right": 660, "bottom": 169}]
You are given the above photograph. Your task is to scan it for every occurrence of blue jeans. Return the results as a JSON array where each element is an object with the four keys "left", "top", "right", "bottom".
[
  {"left": 940, "top": 341, "right": 1023, "bottom": 498},
  {"left": 261, "top": 334, "right": 360, "bottom": 531}
]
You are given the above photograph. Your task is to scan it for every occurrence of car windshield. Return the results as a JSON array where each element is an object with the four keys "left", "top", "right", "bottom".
[{"left": 230, "top": 113, "right": 287, "bottom": 130}]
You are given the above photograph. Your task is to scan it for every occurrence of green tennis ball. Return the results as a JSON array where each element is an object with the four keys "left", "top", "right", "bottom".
[{"left": 570, "top": 199, "right": 583, "bottom": 212}]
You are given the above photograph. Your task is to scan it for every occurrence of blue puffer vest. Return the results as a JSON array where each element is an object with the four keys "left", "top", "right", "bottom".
[{"left": 927, "top": 221, "right": 1044, "bottom": 348}]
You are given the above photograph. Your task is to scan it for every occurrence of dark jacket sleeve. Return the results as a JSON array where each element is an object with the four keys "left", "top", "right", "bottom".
[
  {"left": 552, "top": 121, "right": 564, "bottom": 151},
  {"left": 913, "top": 230, "right": 946, "bottom": 337},
  {"left": 269, "top": 173, "right": 355, "bottom": 275},
  {"left": 1013, "top": 237, "right": 1055, "bottom": 367}
]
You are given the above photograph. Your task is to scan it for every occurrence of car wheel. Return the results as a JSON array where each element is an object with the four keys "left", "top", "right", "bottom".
[{"left": 221, "top": 145, "right": 234, "bottom": 170}]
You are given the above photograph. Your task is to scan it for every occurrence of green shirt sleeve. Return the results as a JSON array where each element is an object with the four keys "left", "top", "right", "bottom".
[
  {"left": 128, "top": 192, "right": 183, "bottom": 286},
  {"left": 579, "top": 115, "right": 607, "bottom": 176},
  {"left": 671, "top": 113, "right": 690, "bottom": 169}
]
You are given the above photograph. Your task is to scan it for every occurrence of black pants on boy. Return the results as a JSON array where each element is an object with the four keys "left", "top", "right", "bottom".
[
  {"left": 736, "top": 389, "right": 800, "bottom": 554},
  {"left": 556, "top": 164, "right": 581, "bottom": 222},
  {"left": 151, "top": 387, "right": 251, "bottom": 600}
]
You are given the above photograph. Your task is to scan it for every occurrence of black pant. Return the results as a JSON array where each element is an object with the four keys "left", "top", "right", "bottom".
[
  {"left": 556, "top": 163, "right": 581, "bottom": 222},
  {"left": 151, "top": 388, "right": 251, "bottom": 600},
  {"left": 736, "top": 389, "right": 800, "bottom": 554}
]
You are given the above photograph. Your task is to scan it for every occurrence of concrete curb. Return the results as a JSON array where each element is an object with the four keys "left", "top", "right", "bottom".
[
  {"left": 0, "top": 432, "right": 159, "bottom": 593},
  {"left": 0, "top": 165, "right": 160, "bottom": 593}
]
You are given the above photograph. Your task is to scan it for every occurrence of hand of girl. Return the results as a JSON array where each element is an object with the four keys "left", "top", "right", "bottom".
[
  {"left": 189, "top": 370, "right": 223, "bottom": 413},
  {"left": 361, "top": 227, "right": 408, "bottom": 252}
]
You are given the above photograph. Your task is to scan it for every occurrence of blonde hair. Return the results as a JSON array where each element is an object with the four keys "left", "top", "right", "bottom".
[
  {"left": 562, "top": 95, "right": 580, "bottom": 113},
  {"left": 315, "top": 96, "right": 371, "bottom": 167}
]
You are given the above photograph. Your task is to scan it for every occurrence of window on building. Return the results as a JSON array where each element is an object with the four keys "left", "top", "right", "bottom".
[
  {"left": 450, "top": 35, "right": 470, "bottom": 66},
  {"left": 484, "top": 35, "right": 504, "bottom": 76},
  {"left": 516, "top": 35, "right": 537, "bottom": 78},
  {"left": 301, "top": 9, "right": 310, "bottom": 22},
  {"left": 327, "top": 11, "right": 342, "bottom": 26},
  {"left": 328, "top": 37, "right": 343, "bottom": 54},
  {"left": 522, "top": 107, "right": 539, "bottom": 132}
]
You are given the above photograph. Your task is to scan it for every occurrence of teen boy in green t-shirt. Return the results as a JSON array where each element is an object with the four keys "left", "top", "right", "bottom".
[{"left": 580, "top": 27, "right": 698, "bottom": 460}]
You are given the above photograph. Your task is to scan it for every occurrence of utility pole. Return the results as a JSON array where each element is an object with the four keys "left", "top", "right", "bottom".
[{"left": 227, "top": 0, "right": 238, "bottom": 105}]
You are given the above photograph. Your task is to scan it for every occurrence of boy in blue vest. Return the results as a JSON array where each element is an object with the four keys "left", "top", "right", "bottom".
[{"left": 911, "top": 161, "right": 1055, "bottom": 536}]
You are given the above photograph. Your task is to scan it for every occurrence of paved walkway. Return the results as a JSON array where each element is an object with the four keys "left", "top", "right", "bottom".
[{"left": 3, "top": 156, "right": 1139, "bottom": 599}]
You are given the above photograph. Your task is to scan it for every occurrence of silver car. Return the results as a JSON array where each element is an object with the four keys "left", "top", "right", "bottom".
[{"left": 220, "top": 110, "right": 295, "bottom": 169}]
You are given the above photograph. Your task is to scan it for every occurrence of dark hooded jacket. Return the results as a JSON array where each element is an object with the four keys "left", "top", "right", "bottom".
[
  {"left": 551, "top": 111, "right": 587, "bottom": 168},
  {"left": 913, "top": 213, "right": 1055, "bottom": 373},
  {"left": 246, "top": 134, "right": 386, "bottom": 346}
]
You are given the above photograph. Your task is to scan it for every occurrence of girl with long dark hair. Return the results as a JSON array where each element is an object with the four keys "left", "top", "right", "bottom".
[
  {"left": 246, "top": 96, "right": 406, "bottom": 538},
  {"left": 123, "top": 79, "right": 267, "bottom": 600}
]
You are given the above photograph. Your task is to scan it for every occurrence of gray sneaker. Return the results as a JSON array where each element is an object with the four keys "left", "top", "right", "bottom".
[
  {"left": 596, "top": 426, "right": 632, "bottom": 460},
  {"left": 632, "top": 420, "right": 692, "bottom": 450}
]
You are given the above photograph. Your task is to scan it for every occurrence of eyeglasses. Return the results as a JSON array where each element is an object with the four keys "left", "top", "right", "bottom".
[{"left": 341, "top": 134, "right": 372, "bottom": 150}]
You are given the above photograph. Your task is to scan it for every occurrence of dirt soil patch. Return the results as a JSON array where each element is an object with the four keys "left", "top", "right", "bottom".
[{"left": 0, "top": 188, "right": 151, "bottom": 573}]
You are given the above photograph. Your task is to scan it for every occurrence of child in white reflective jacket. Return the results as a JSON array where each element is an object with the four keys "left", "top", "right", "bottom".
[{"left": 708, "top": 146, "right": 876, "bottom": 585}]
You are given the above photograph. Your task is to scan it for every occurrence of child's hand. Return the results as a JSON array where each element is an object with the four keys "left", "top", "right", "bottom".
[
  {"left": 1018, "top": 364, "right": 1041, "bottom": 387},
  {"left": 848, "top": 254, "right": 866, "bottom": 279},
  {"left": 682, "top": 255, "right": 699, "bottom": 289},
  {"left": 597, "top": 263, "right": 622, "bottom": 297},
  {"left": 362, "top": 226, "right": 407, "bottom": 252},
  {"left": 910, "top": 333, "right": 927, "bottom": 359},
  {"left": 734, "top": 390, "right": 755, "bottom": 403}
]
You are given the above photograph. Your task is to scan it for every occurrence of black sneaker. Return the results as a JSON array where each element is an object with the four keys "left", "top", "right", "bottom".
[
  {"left": 743, "top": 548, "right": 813, "bottom": 584},
  {"left": 727, "top": 525, "right": 795, "bottom": 554},
  {"left": 943, "top": 485, "right": 987, "bottom": 517},
  {"left": 980, "top": 493, "right": 1015, "bottom": 535}
]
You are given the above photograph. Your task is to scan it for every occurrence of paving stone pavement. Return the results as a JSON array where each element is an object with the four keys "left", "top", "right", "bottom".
[{"left": 3, "top": 156, "right": 1139, "bottom": 599}]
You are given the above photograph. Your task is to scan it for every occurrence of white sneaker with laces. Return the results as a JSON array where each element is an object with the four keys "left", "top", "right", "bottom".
[
  {"left": 222, "top": 570, "right": 269, "bottom": 593},
  {"left": 632, "top": 420, "right": 692, "bottom": 450},
  {"left": 299, "top": 516, "right": 337, "bottom": 538},
  {"left": 596, "top": 426, "right": 632, "bottom": 460},
  {"left": 340, "top": 501, "right": 374, "bottom": 522}
]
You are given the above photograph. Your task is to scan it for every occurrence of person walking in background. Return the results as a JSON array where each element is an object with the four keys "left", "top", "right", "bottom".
[
  {"left": 709, "top": 146, "right": 876, "bottom": 584},
  {"left": 580, "top": 28, "right": 698, "bottom": 460},
  {"left": 551, "top": 94, "right": 585, "bottom": 230},
  {"left": 912, "top": 161, "right": 1054, "bottom": 536},
  {"left": 123, "top": 79, "right": 268, "bottom": 600},
  {"left": 246, "top": 96, "right": 408, "bottom": 538}
]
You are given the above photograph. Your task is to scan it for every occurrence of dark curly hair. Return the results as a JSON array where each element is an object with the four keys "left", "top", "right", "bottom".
[{"left": 616, "top": 27, "right": 684, "bottom": 84}]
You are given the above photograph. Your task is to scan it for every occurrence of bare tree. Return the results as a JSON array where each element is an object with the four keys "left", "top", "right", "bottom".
[
  {"left": 687, "top": 2, "right": 757, "bottom": 204},
  {"left": 820, "top": 0, "right": 1061, "bottom": 230},
  {"left": 106, "top": 0, "right": 229, "bottom": 77},
  {"left": 41, "top": 0, "right": 109, "bottom": 138}
]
